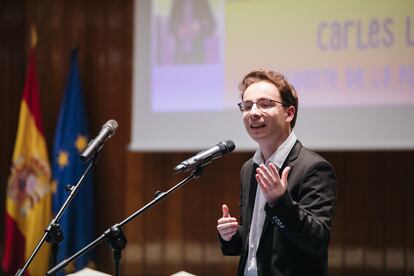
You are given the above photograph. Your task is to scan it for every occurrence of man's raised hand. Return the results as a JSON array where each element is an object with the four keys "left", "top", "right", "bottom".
[{"left": 217, "top": 204, "right": 238, "bottom": 241}]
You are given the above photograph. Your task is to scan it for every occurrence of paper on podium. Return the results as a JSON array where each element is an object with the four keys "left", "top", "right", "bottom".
[
  {"left": 170, "top": 271, "right": 197, "bottom": 276},
  {"left": 67, "top": 268, "right": 111, "bottom": 276}
]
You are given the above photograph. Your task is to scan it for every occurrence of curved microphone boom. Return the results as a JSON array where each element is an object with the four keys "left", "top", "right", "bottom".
[
  {"left": 80, "top": 119, "right": 118, "bottom": 162},
  {"left": 173, "top": 140, "right": 236, "bottom": 173}
]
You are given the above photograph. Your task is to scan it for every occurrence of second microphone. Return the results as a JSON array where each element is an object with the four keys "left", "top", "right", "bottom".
[{"left": 174, "top": 140, "right": 236, "bottom": 173}]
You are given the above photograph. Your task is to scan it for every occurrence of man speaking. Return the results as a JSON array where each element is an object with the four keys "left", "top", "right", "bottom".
[{"left": 217, "top": 70, "right": 337, "bottom": 276}]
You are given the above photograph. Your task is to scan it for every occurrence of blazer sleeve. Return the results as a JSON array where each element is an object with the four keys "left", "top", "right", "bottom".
[
  {"left": 219, "top": 230, "right": 243, "bottom": 256},
  {"left": 265, "top": 160, "right": 337, "bottom": 254},
  {"left": 219, "top": 160, "right": 252, "bottom": 256}
]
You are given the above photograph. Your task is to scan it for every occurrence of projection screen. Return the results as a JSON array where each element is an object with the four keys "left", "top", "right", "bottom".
[{"left": 131, "top": 0, "right": 414, "bottom": 151}]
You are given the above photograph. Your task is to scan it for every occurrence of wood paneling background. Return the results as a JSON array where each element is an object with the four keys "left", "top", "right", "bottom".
[
  {"left": 0, "top": 0, "right": 133, "bottom": 274},
  {"left": 123, "top": 151, "right": 414, "bottom": 276},
  {"left": 1, "top": 1, "right": 413, "bottom": 275}
]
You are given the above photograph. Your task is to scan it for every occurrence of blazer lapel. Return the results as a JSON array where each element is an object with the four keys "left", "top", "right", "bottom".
[
  {"left": 257, "top": 141, "right": 302, "bottom": 245},
  {"left": 245, "top": 162, "right": 259, "bottom": 232}
]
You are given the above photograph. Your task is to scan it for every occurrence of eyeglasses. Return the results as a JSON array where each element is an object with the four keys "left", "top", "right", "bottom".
[{"left": 237, "top": 99, "right": 284, "bottom": 112}]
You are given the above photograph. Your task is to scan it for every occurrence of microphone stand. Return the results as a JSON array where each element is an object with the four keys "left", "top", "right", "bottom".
[
  {"left": 15, "top": 154, "right": 98, "bottom": 276},
  {"left": 47, "top": 166, "right": 204, "bottom": 276}
]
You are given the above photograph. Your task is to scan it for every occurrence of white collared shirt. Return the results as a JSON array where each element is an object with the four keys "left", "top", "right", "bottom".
[{"left": 244, "top": 132, "right": 297, "bottom": 276}]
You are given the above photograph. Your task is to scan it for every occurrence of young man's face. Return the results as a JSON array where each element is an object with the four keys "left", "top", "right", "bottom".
[{"left": 241, "top": 81, "right": 293, "bottom": 145}]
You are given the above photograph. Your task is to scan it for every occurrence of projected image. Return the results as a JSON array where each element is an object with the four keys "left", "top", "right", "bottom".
[
  {"left": 152, "top": 0, "right": 224, "bottom": 112},
  {"left": 132, "top": 0, "right": 414, "bottom": 151},
  {"left": 157, "top": 0, "right": 218, "bottom": 65},
  {"left": 223, "top": 1, "right": 414, "bottom": 108}
]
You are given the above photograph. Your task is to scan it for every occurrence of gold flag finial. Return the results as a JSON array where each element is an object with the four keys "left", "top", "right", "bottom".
[{"left": 31, "top": 24, "right": 38, "bottom": 48}]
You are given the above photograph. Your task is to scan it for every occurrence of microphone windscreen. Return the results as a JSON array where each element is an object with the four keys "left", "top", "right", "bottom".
[
  {"left": 105, "top": 119, "right": 119, "bottom": 133},
  {"left": 224, "top": 140, "right": 236, "bottom": 153}
]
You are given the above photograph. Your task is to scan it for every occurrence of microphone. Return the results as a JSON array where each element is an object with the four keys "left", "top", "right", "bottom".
[
  {"left": 80, "top": 119, "right": 118, "bottom": 162},
  {"left": 173, "top": 140, "right": 235, "bottom": 173}
]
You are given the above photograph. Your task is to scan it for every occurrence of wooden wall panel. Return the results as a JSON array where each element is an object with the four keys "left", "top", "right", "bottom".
[
  {"left": 384, "top": 153, "right": 407, "bottom": 276},
  {"left": 406, "top": 152, "right": 414, "bottom": 276},
  {"left": 324, "top": 152, "right": 345, "bottom": 276},
  {"left": 124, "top": 152, "right": 246, "bottom": 276},
  {"left": 123, "top": 151, "right": 414, "bottom": 276},
  {"left": 365, "top": 153, "right": 386, "bottom": 276},
  {"left": 0, "top": 0, "right": 25, "bottom": 255},
  {"left": 1, "top": 0, "right": 132, "bottom": 274}
]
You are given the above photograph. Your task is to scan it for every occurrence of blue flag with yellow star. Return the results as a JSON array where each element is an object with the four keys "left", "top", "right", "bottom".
[{"left": 52, "top": 49, "right": 94, "bottom": 274}]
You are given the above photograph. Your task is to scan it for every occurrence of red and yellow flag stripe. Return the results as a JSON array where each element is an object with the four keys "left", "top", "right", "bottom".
[{"left": 2, "top": 49, "right": 52, "bottom": 275}]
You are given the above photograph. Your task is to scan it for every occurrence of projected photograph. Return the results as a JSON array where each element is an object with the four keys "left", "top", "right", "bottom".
[
  {"left": 151, "top": 0, "right": 225, "bottom": 112},
  {"left": 157, "top": 0, "right": 219, "bottom": 65}
]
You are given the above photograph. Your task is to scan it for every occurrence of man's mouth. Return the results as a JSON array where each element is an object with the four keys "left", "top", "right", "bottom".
[{"left": 250, "top": 123, "right": 265, "bottom": 129}]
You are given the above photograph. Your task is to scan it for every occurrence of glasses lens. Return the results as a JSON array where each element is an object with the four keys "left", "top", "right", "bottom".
[
  {"left": 238, "top": 99, "right": 279, "bottom": 112},
  {"left": 238, "top": 101, "right": 253, "bottom": 111},
  {"left": 257, "top": 99, "right": 273, "bottom": 110}
]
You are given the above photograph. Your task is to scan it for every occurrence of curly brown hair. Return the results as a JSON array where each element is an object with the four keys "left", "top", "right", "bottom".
[{"left": 239, "top": 70, "right": 299, "bottom": 129}]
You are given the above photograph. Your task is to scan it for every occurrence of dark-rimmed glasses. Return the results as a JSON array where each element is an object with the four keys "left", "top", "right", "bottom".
[{"left": 237, "top": 99, "right": 284, "bottom": 112}]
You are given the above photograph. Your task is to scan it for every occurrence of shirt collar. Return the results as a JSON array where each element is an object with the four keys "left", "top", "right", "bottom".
[{"left": 252, "top": 132, "right": 297, "bottom": 168}]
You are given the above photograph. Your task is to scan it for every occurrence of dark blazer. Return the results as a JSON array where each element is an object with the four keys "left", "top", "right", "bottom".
[{"left": 220, "top": 140, "right": 337, "bottom": 276}]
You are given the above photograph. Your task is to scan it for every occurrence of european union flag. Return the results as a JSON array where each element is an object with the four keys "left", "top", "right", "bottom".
[{"left": 52, "top": 49, "right": 94, "bottom": 274}]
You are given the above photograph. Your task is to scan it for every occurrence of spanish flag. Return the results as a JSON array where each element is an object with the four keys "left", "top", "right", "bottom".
[{"left": 1, "top": 48, "right": 52, "bottom": 275}]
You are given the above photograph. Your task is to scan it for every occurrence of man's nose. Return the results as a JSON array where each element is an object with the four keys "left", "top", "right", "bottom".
[{"left": 250, "top": 103, "right": 261, "bottom": 115}]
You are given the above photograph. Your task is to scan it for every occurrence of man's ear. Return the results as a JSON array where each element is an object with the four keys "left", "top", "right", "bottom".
[{"left": 286, "top": 106, "right": 295, "bottom": 122}]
